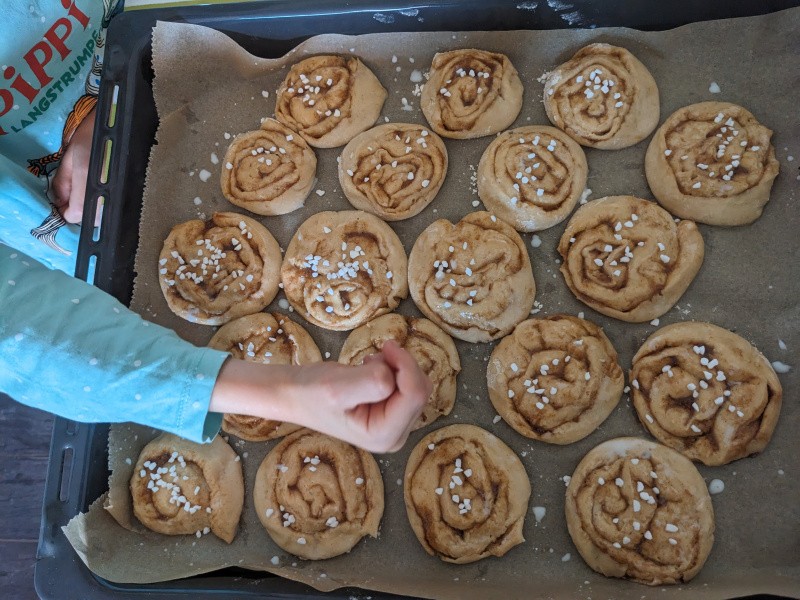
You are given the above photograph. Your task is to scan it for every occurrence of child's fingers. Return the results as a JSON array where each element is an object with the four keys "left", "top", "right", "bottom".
[
  {"left": 375, "top": 389, "right": 428, "bottom": 450},
  {"left": 346, "top": 403, "right": 370, "bottom": 429},
  {"left": 63, "top": 156, "right": 88, "bottom": 224},
  {"left": 361, "top": 352, "right": 383, "bottom": 366},
  {"left": 337, "top": 361, "right": 395, "bottom": 409},
  {"left": 381, "top": 340, "right": 433, "bottom": 402},
  {"left": 51, "top": 152, "right": 73, "bottom": 212},
  {"left": 375, "top": 341, "right": 431, "bottom": 448},
  {"left": 383, "top": 404, "right": 422, "bottom": 452}
]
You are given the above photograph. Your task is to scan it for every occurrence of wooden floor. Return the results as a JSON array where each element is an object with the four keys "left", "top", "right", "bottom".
[{"left": 0, "top": 394, "right": 53, "bottom": 600}]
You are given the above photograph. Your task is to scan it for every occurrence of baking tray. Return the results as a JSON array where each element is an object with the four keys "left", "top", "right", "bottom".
[{"left": 33, "top": 1, "right": 800, "bottom": 598}]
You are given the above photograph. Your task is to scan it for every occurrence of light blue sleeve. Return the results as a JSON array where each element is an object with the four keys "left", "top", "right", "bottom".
[
  {"left": 0, "top": 0, "right": 113, "bottom": 273},
  {"left": 0, "top": 243, "right": 229, "bottom": 443},
  {"left": 0, "top": 153, "right": 80, "bottom": 274}
]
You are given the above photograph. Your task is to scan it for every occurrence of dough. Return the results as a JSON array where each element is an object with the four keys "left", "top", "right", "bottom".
[
  {"left": 421, "top": 49, "right": 523, "bottom": 139},
  {"left": 566, "top": 437, "right": 714, "bottom": 585},
  {"left": 543, "top": 43, "right": 659, "bottom": 149},
  {"left": 130, "top": 433, "right": 244, "bottom": 544},
  {"left": 158, "top": 212, "right": 281, "bottom": 325},
  {"left": 339, "top": 123, "right": 448, "bottom": 221},
  {"left": 208, "top": 312, "right": 322, "bottom": 441},
  {"left": 254, "top": 429, "right": 383, "bottom": 560},
  {"left": 645, "top": 101, "right": 780, "bottom": 225},
  {"left": 220, "top": 118, "right": 317, "bottom": 216},
  {"left": 558, "top": 196, "right": 703, "bottom": 323},
  {"left": 281, "top": 210, "right": 408, "bottom": 331},
  {"left": 404, "top": 424, "right": 530, "bottom": 564},
  {"left": 487, "top": 314, "right": 623, "bottom": 444},
  {"left": 630, "top": 322, "right": 783, "bottom": 466},
  {"left": 477, "top": 125, "right": 588, "bottom": 231},
  {"left": 408, "top": 211, "right": 536, "bottom": 342},
  {"left": 275, "top": 54, "right": 387, "bottom": 148},
  {"left": 339, "top": 313, "right": 461, "bottom": 429}
]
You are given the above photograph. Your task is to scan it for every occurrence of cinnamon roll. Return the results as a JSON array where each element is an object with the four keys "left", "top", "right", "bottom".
[
  {"left": 254, "top": 429, "right": 383, "bottom": 559},
  {"left": 558, "top": 196, "right": 703, "bottom": 323},
  {"left": 645, "top": 101, "right": 780, "bottom": 225},
  {"left": 421, "top": 49, "right": 523, "bottom": 139},
  {"left": 488, "top": 315, "right": 623, "bottom": 444},
  {"left": 339, "top": 123, "right": 448, "bottom": 221},
  {"left": 408, "top": 211, "right": 536, "bottom": 343},
  {"left": 630, "top": 322, "right": 783, "bottom": 466},
  {"left": 130, "top": 433, "right": 244, "bottom": 544},
  {"left": 281, "top": 210, "right": 408, "bottom": 331},
  {"left": 339, "top": 313, "right": 460, "bottom": 429},
  {"left": 477, "top": 125, "right": 588, "bottom": 231},
  {"left": 158, "top": 212, "right": 281, "bottom": 325},
  {"left": 404, "top": 424, "right": 530, "bottom": 564},
  {"left": 208, "top": 313, "right": 322, "bottom": 441},
  {"left": 220, "top": 118, "right": 317, "bottom": 216},
  {"left": 275, "top": 55, "right": 387, "bottom": 148},
  {"left": 566, "top": 437, "right": 714, "bottom": 585},
  {"left": 543, "top": 43, "right": 659, "bottom": 149}
]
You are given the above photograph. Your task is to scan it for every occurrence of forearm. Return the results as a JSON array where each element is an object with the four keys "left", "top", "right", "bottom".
[
  {"left": 0, "top": 245, "right": 227, "bottom": 443},
  {"left": 209, "top": 358, "right": 296, "bottom": 422},
  {"left": 207, "top": 351, "right": 428, "bottom": 454}
]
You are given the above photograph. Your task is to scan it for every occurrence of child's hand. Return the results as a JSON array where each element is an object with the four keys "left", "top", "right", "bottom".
[
  {"left": 52, "top": 108, "right": 97, "bottom": 225},
  {"left": 288, "top": 341, "right": 432, "bottom": 453},
  {"left": 210, "top": 341, "right": 432, "bottom": 453}
]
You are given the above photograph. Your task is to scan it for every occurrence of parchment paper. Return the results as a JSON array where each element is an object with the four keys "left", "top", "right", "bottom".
[{"left": 63, "top": 8, "right": 800, "bottom": 599}]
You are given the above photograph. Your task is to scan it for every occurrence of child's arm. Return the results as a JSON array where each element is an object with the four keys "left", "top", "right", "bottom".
[
  {"left": 210, "top": 341, "right": 430, "bottom": 453},
  {"left": 0, "top": 244, "right": 429, "bottom": 451},
  {"left": 1, "top": 242, "right": 228, "bottom": 442}
]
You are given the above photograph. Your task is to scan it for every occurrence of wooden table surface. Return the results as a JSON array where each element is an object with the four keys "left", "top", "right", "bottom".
[{"left": 0, "top": 394, "right": 53, "bottom": 600}]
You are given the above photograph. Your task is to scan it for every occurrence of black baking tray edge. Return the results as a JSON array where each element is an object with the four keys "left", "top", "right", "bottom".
[{"left": 33, "top": 1, "right": 800, "bottom": 598}]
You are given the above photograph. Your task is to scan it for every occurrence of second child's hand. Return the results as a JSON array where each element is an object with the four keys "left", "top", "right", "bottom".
[{"left": 52, "top": 108, "right": 98, "bottom": 226}]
